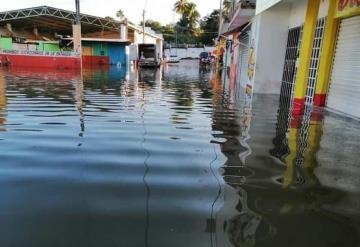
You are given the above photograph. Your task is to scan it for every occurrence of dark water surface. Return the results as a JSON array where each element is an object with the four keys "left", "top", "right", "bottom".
[{"left": 0, "top": 61, "right": 359, "bottom": 247}]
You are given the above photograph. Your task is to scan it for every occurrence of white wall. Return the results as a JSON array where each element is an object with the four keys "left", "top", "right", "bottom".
[
  {"left": 253, "top": 3, "right": 290, "bottom": 94},
  {"left": 288, "top": 0, "right": 308, "bottom": 28},
  {"left": 256, "top": 0, "right": 282, "bottom": 14},
  {"left": 164, "top": 47, "right": 215, "bottom": 59},
  {"left": 288, "top": 0, "right": 329, "bottom": 28},
  {"left": 318, "top": 0, "right": 329, "bottom": 19},
  {"left": 129, "top": 29, "right": 163, "bottom": 61}
]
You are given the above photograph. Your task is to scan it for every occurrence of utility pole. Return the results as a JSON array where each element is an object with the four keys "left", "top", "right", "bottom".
[
  {"left": 218, "top": 0, "right": 223, "bottom": 38},
  {"left": 142, "top": 9, "right": 146, "bottom": 44},
  {"left": 73, "top": 0, "right": 82, "bottom": 55},
  {"left": 75, "top": 0, "right": 80, "bottom": 25}
]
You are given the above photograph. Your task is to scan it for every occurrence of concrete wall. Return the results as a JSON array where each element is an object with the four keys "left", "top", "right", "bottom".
[
  {"left": 129, "top": 29, "right": 163, "bottom": 61},
  {"left": 288, "top": 0, "right": 308, "bottom": 28},
  {"left": 253, "top": 3, "right": 290, "bottom": 94},
  {"left": 288, "top": 0, "right": 329, "bottom": 28},
  {"left": 164, "top": 47, "right": 215, "bottom": 59},
  {"left": 133, "top": 30, "right": 158, "bottom": 45}
]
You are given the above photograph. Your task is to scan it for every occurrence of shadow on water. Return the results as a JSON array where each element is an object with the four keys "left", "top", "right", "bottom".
[{"left": 0, "top": 60, "right": 359, "bottom": 247}]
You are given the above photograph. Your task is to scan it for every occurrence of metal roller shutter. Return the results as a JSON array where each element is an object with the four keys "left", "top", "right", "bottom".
[
  {"left": 327, "top": 15, "right": 360, "bottom": 118},
  {"left": 238, "top": 31, "right": 250, "bottom": 88}
]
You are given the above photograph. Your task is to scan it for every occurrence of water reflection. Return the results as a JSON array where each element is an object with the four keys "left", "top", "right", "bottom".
[
  {"left": 213, "top": 73, "right": 360, "bottom": 246},
  {"left": 0, "top": 71, "right": 6, "bottom": 132},
  {"left": 0, "top": 61, "right": 359, "bottom": 247}
]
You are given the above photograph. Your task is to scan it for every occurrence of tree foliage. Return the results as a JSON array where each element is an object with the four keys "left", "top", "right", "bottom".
[
  {"left": 116, "top": 9, "right": 126, "bottom": 20},
  {"left": 199, "top": 10, "right": 219, "bottom": 45},
  {"left": 117, "top": 1, "right": 221, "bottom": 45},
  {"left": 174, "top": 0, "right": 189, "bottom": 15}
]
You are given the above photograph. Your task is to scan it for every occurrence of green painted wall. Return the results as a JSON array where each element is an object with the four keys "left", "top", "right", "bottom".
[
  {"left": 83, "top": 41, "right": 108, "bottom": 56},
  {"left": 0, "top": 37, "right": 13, "bottom": 50},
  {"left": 43, "top": 43, "right": 60, "bottom": 52},
  {"left": 93, "top": 42, "right": 108, "bottom": 56},
  {"left": 37, "top": 42, "right": 60, "bottom": 52}
]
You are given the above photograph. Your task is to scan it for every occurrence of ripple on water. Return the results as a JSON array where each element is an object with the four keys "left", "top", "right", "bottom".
[{"left": 0, "top": 62, "right": 359, "bottom": 247}]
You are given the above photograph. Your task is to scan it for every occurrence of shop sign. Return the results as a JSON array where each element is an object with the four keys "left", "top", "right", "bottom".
[{"left": 335, "top": 0, "right": 360, "bottom": 18}]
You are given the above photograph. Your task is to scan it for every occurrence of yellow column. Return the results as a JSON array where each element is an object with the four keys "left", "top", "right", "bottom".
[
  {"left": 283, "top": 128, "right": 300, "bottom": 188},
  {"left": 314, "top": 0, "right": 339, "bottom": 107},
  {"left": 302, "top": 120, "right": 323, "bottom": 187},
  {"left": 292, "top": 0, "right": 321, "bottom": 115}
]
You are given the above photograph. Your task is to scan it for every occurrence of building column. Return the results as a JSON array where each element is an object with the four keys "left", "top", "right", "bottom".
[
  {"left": 120, "top": 23, "right": 128, "bottom": 41},
  {"left": 292, "top": 0, "right": 321, "bottom": 115},
  {"left": 314, "top": 0, "right": 339, "bottom": 107},
  {"left": 72, "top": 24, "right": 82, "bottom": 54}
]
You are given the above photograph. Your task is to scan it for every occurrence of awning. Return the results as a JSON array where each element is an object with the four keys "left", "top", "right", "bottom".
[{"left": 223, "top": 8, "right": 255, "bottom": 36}]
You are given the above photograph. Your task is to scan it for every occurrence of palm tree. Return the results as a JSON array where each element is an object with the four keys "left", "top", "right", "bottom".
[
  {"left": 116, "top": 9, "right": 125, "bottom": 20},
  {"left": 185, "top": 3, "right": 200, "bottom": 27},
  {"left": 174, "top": 0, "right": 188, "bottom": 15}
]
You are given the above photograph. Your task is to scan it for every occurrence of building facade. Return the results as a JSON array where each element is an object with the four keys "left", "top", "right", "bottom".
[
  {"left": 222, "top": 0, "right": 360, "bottom": 119},
  {"left": 0, "top": 6, "right": 163, "bottom": 69}
]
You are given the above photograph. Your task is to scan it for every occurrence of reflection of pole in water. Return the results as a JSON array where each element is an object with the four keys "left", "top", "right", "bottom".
[
  {"left": 74, "top": 71, "right": 85, "bottom": 145},
  {"left": 209, "top": 82, "right": 276, "bottom": 247},
  {"left": 140, "top": 79, "right": 151, "bottom": 247},
  {"left": 0, "top": 71, "right": 7, "bottom": 131}
]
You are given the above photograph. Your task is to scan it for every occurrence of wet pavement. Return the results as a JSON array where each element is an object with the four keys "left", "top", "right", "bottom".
[{"left": 0, "top": 60, "right": 359, "bottom": 247}]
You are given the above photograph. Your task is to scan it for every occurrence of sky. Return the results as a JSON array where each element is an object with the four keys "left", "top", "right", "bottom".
[{"left": 1, "top": 0, "right": 220, "bottom": 25}]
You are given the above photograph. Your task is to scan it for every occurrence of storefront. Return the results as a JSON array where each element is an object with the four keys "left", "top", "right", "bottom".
[{"left": 320, "top": 0, "right": 360, "bottom": 118}]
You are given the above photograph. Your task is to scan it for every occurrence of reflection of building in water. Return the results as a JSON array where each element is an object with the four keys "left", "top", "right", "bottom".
[
  {"left": 271, "top": 90, "right": 323, "bottom": 188},
  {"left": 0, "top": 70, "right": 7, "bottom": 131},
  {"left": 210, "top": 80, "right": 275, "bottom": 247},
  {"left": 212, "top": 81, "right": 359, "bottom": 246},
  {"left": 138, "top": 68, "right": 162, "bottom": 84}
]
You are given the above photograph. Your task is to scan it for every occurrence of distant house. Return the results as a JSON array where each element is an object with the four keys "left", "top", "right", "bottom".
[{"left": 0, "top": 6, "right": 163, "bottom": 68}]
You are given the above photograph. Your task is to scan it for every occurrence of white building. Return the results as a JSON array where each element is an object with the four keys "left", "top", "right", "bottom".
[{"left": 230, "top": 0, "right": 360, "bottom": 118}]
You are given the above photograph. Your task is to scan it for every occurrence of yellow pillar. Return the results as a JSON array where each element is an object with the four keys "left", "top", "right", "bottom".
[
  {"left": 314, "top": 0, "right": 339, "bottom": 107},
  {"left": 302, "top": 120, "right": 323, "bottom": 187},
  {"left": 283, "top": 128, "right": 300, "bottom": 188},
  {"left": 292, "top": 0, "right": 321, "bottom": 115}
]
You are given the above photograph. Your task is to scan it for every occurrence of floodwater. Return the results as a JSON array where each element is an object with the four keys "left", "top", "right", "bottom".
[{"left": 0, "top": 61, "right": 359, "bottom": 247}]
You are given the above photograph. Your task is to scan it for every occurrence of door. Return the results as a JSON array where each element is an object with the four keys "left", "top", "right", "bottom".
[
  {"left": 108, "top": 44, "right": 126, "bottom": 65},
  {"left": 327, "top": 15, "right": 360, "bottom": 118}
]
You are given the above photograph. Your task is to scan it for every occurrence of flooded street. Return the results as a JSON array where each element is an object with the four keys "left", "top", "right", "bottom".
[{"left": 0, "top": 60, "right": 359, "bottom": 247}]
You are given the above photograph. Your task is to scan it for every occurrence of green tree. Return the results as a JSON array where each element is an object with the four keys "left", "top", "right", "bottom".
[
  {"left": 185, "top": 2, "right": 200, "bottom": 29},
  {"left": 176, "top": 1, "right": 200, "bottom": 36},
  {"left": 199, "top": 10, "right": 220, "bottom": 45},
  {"left": 140, "top": 20, "right": 163, "bottom": 33},
  {"left": 116, "top": 9, "right": 125, "bottom": 20},
  {"left": 174, "top": 0, "right": 188, "bottom": 15}
]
